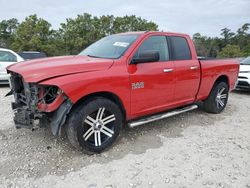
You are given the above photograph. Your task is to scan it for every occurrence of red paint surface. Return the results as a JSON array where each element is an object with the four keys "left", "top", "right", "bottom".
[{"left": 7, "top": 32, "right": 239, "bottom": 120}]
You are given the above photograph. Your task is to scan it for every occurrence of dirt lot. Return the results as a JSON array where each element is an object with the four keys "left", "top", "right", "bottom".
[{"left": 0, "top": 85, "right": 250, "bottom": 188}]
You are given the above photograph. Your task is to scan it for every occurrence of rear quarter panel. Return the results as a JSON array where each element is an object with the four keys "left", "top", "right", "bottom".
[{"left": 197, "top": 59, "right": 239, "bottom": 100}]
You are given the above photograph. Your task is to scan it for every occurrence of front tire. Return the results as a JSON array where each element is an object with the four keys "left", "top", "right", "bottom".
[
  {"left": 203, "top": 82, "right": 229, "bottom": 114},
  {"left": 66, "top": 97, "right": 123, "bottom": 153}
]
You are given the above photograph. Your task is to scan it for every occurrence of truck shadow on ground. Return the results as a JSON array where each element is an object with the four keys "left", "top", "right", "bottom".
[{"left": 0, "top": 102, "right": 234, "bottom": 179}]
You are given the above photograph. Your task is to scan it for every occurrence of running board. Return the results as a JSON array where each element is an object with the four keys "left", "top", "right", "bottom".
[{"left": 128, "top": 104, "right": 198, "bottom": 128}]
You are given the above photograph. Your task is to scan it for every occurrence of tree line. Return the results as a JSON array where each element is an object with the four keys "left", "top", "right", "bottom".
[
  {"left": 193, "top": 24, "right": 250, "bottom": 58},
  {"left": 0, "top": 13, "right": 249, "bottom": 58},
  {"left": 0, "top": 14, "right": 158, "bottom": 56}
]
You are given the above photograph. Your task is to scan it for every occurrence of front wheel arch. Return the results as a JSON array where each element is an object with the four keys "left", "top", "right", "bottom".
[{"left": 68, "top": 91, "right": 126, "bottom": 123}]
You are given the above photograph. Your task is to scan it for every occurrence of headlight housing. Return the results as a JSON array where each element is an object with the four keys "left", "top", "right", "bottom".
[{"left": 38, "top": 85, "right": 63, "bottom": 104}]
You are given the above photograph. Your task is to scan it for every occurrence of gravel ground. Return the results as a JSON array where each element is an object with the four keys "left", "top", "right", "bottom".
[{"left": 0, "top": 85, "right": 250, "bottom": 188}]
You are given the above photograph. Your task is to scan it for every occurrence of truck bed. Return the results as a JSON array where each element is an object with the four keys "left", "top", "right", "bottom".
[{"left": 197, "top": 58, "right": 239, "bottom": 100}]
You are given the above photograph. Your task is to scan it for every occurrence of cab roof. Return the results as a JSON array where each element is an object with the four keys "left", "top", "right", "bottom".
[{"left": 116, "top": 31, "right": 190, "bottom": 38}]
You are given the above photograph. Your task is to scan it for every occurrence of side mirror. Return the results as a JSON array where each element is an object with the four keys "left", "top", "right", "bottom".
[{"left": 131, "top": 50, "right": 160, "bottom": 64}]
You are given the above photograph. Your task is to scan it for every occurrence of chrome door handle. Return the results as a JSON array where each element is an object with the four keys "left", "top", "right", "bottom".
[
  {"left": 163, "top": 68, "right": 173, "bottom": 73},
  {"left": 190, "top": 66, "right": 199, "bottom": 70}
]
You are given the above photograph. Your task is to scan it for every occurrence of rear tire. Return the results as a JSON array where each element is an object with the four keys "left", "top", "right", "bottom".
[
  {"left": 66, "top": 97, "right": 123, "bottom": 153},
  {"left": 203, "top": 82, "right": 229, "bottom": 114}
]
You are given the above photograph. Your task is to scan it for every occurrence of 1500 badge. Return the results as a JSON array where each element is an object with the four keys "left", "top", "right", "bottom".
[{"left": 132, "top": 82, "right": 144, "bottom": 90}]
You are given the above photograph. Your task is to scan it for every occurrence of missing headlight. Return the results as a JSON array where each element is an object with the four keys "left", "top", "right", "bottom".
[{"left": 38, "top": 86, "right": 61, "bottom": 104}]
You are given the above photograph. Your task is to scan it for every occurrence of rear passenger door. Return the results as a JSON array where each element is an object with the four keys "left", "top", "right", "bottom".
[{"left": 169, "top": 36, "right": 200, "bottom": 104}]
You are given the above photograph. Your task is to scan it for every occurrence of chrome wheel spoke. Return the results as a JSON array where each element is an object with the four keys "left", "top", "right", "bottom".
[
  {"left": 219, "top": 88, "right": 225, "bottom": 95},
  {"left": 83, "top": 128, "right": 94, "bottom": 141},
  {"left": 216, "top": 99, "right": 220, "bottom": 107},
  {"left": 101, "top": 129, "right": 112, "bottom": 137},
  {"left": 84, "top": 116, "right": 96, "bottom": 126},
  {"left": 102, "top": 114, "right": 116, "bottom": 125},
  {"left": 216, "top": 86, "right": 227, "bottom": 109},
  {"left": 94, "top": 131, "right": 101, "bottom": 146},
  {"left": 220, "top": 94, "right": 227, "bottom": 99},
  {"left": 83, "top": 107, "right": 116, "bottom": 147},
  {"left": 96, "top": 108, "right": 105, "bottom": 120},
  {"left": 101, "top": 125, "right": 114, "bottom": 137},
  {"left": 103, "top": 125, "right": 114, "bottom": 134},
  {"left": 218, "top": 99, "right": 224, "bottom": 107},
  {"left": 98, "top": 131, "right": 101, "bottom": 146}
]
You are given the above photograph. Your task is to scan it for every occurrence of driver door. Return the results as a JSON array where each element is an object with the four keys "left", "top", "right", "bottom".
[{"left": 128, "top": 35, "right": 175, "bottom": 117}]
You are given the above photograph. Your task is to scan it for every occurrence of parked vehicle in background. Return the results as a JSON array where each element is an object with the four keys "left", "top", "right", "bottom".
[
  {"left": 237, "top": 56, "right": 250, "bottom": 90},
  {"left": 18, "top": 51, "right": 47, "bottom": 60},
  {"left": 7, "top": 31, "right": 239, "bottom": 153},
  {"left": 0, "top": 48, "right": 24, "bottom": 84}
]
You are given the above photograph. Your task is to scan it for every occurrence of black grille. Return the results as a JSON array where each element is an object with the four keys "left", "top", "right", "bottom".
[
  {"left": 9, "top": 72, "right": 28, "bottom": 106},
  {"left": 238, "top": 76, "right": 248, "bottom": 79},
  {"left": 237, "top": 81, "right": 250, "bottom": 89}
]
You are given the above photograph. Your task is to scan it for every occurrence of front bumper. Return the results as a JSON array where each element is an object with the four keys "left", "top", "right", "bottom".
[
  {"left": 9, "top": 71, "right": 73, "bottom": 135},
  {"left": 0, "top": 73, "right": 10, "bottom": 84},
  {"left": 236, "top": 80, "right": 250, "bottom": 90},
  {"left": 236, "top": 74, "right": 250, "bottom": 90},
  {"left": 12, "top": 100, "right": 72, "bottom": 135},
  {"left": 13, "top": 106, "right": 45, "bottom": 129},
  {"left": 9, "top": 75, "right": 47, "bottom": 129}
]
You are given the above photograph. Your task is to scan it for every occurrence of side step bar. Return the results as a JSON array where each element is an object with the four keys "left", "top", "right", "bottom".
[{"left": 128, "top": 104, "right": 198, "bottom": 128}]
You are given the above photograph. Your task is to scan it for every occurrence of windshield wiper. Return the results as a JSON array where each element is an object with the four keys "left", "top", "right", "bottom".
[{"left": 86, "top": 54, "right": 101, "bottom": 58}]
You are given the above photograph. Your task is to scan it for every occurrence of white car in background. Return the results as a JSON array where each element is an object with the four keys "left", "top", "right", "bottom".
[
  {"left": 0, "top": 48, "right": 24, "bottom": 84},
  {"left": 237, "top": 56, "right": 250, "bottom": 90}
]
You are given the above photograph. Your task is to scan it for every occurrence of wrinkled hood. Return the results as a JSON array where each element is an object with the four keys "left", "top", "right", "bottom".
[{"left": 7, "top": 55, "right": 114, "bottom": 82}]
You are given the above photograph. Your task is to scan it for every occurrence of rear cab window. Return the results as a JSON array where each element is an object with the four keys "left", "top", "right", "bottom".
[{"left": 170, "top": 36, "right": 192, "bottom": 60}]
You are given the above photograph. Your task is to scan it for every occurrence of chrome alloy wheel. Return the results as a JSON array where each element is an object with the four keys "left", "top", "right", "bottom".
[
  {"left": 83, "top": 107, "right": 116, "bottom": 147},
  {"left": 216, "top": 87, "right": 228, "bottom": 108}
]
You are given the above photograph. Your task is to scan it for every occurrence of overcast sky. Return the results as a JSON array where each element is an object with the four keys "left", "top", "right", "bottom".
[{"left": 0, "top": 0, "right": 249, "bottom": 37}]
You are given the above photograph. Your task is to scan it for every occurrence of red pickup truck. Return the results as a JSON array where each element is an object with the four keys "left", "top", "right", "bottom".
[{"left": 7, "top": 31, "right": 239, "bottom": 153}]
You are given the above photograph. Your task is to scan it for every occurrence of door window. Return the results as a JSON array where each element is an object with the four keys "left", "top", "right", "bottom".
[
  {"left": 0, "top": 51, "right": 17, "bottom": 62},
  {"left": 133, "top": 36, "right": 169, "bottom": 61},
  {"left": 170, "top": 36, "right": 191, "bottom": 60}
]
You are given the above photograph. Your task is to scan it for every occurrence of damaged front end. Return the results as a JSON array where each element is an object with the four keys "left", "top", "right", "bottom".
[{"left": 8, "top": 72, "right": 72, "bottom": 136}]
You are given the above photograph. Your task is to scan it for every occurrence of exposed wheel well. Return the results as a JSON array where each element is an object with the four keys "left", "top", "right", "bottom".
[
  {"left": 71, "top": 92, "right": 126, "bottom": 120},
  {"left": 214, "top": 75, "right": 229, "bottom": 86},
  {"left": 203, "top": 75, "right": 230, "bottom": 102}
]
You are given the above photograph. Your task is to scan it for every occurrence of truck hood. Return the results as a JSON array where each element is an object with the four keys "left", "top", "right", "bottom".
[{"left": 7, "top": 55, "right": 114, "bottom": 83}]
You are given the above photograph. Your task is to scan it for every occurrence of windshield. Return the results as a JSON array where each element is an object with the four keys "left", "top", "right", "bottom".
[
  {"left": 18, "top": 52, "right": 47, "bottom": 60},
  {"left": 240, "top": 56, "right": 250, "bottom": 65},
  {"left": 79, "top": 34, "right": 139, "bottom": 59}
]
